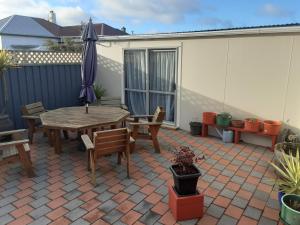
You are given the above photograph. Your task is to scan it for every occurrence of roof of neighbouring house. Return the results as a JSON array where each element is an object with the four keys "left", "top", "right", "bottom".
[
  {"left": 33, "top": 17, "right": 127, "bottom": 37},
  {"left": 98, "top": 23, "right": 300, "bottom": 41},
  {"left": 0, "top": 15, "right": 57, "bottom": 38},
  {"left": 0, "top": 15, "right": 127, "bottom": 38}
]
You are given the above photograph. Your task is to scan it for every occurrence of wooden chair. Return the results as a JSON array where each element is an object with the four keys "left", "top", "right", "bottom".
[
  {"left": 128, "top": 106, "right": 165, "bottom": 153},
  {"left": 21, "top": 102, "right": 47, "bottom": 144},
  {"left": 100, "top": 96, "right": 128, "bottom": 110},
  {"left": 81, "top": 128, "right": 133, "bottom": 186},
  {"left": 0, "top": 129, "right": 35, "bottom": 177},
  {"left": 21, "top": 102, "right": 68, "bottom": 144}
]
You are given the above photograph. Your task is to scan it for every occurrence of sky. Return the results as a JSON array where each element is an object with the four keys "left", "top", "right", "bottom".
[{"left": 0, "top": 0, "right": 299, "bottom": 34}]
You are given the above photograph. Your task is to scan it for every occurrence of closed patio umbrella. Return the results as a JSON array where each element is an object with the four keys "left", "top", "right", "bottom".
[{"left": 79, "top": 18, "right": 98, "bottom": 113}]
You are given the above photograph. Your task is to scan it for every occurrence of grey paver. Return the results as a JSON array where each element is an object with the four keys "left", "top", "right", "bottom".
[
  {"left": 244, "top": 206, "right": 262, "bottom": 220},
  {"left": 71, "top": 218, "right": 90, "bottom": 225},
  {"left": 97, "top": 191, "right": 114, "bottom": 202},
  {"left": 30, "top": 197, "right": 50, "bottom": 208},
  {"left": 253, "top": 190, "right": 269, "bottom": 201},
  {"left": 29, "top": 206, "right": 52, "bottom": 219},
  {"left": 134, "top": 200, "right": 153, "bottom": 214},
  {"left": 98, "top": 200, "right": 118, "bottom": 213},
  {"left": 217, "top": 215, "right": 238, "bottom": 225},
  {"left": 66, "top": 207, "right": 87, "bottom": 221},
  {"left": 102, "top": 209, "right": 123, "bottom": 224},
  {"left": 64, "top": 190, "right": 82, "bottom": 200},
  {"left": 124, "top": 184, "right": 140, "bottom": 194},
  {"left": 64, "top": 199, "right": 84, "bottom": 210},
  {"left": 206, "top": 204, "right": 225, "bottom": 219},
  {"left": 0, "top": 214, "right": 14, "bottom": 225},
  {"left": 0, "top": 196, "right": 17, "bottom": 207},
  {"left": 139, "top": 211, "right": 160, "bottom": 225},
  {"left": 129, "top": 192, "right": 146, "bottom": 204},
  {"left": 258, "top": 216, "right": 278, "bottom": 225},
  {"left": 28, "top": 216, "right": 51, "bottom": 225},
  {"left": 0, "top": 204, "right": 15, "bottom": 217},
  {"left": 231, "top": 196, "right": 248, "bottom": 209},
  {"left": 220, "top": 188, "right": 236, "bottom": 199}
]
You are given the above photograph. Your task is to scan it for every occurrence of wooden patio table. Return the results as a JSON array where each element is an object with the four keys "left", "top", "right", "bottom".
[{"left": 40, "top": 106, "right": 130, "bottom": 154}]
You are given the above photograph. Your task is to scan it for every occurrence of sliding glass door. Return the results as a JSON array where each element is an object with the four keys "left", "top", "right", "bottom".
[{"left": 124, "top": 49, "right": 177, "bottom": 124}]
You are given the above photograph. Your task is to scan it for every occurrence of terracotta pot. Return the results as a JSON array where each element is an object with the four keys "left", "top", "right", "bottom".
[
  {"left": 202, "top": 112, "right": 216, "bottom": 125},
  {"left": 244, "top": 118, "right": 260, "bottom": 132},
  {"left": 231, "top": 120, "right": 244, "bottom": 128},
  {"left": 263, "top": 120, "right": 281, "bottom": 135}
]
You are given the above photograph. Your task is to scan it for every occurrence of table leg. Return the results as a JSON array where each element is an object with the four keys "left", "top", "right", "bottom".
[
  {"left": 202, "top": 124, "right": 208, "bottom": 137},
  {"left": 111, "top": 124, "right": 117, "bottom": 129},
  {"left": 271, "top": 136, "right": 277, "bottom": 152},
  {"left": 234, "top": 131, "right": 241, "bottom": 144},
  {"left": 54, "top": 129, "right": 62, "bottom": 154}
]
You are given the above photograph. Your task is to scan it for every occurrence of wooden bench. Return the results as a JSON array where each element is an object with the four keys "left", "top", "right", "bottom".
[
  {"left": 100, "top": 97, "right": 128, "bottom": 110},
  {"left": 202, "top": 123, "right": 278, "bottom": 151}
]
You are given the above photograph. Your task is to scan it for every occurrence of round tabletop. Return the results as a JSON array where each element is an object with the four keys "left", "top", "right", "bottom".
[{"left": 40, "top": 106, "right": 130, "bottom": 130}]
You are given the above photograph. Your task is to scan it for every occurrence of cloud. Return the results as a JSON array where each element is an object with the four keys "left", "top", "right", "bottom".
[
  {"left": 259, "top": 3, "right": 294, "bottom": 18},
  {"left": 199, "top": 17, "right": 232, "bottom": 28},
  {"left": 0, "top": 0, "right": 89, "bottom": 25},
  {"left": 94, "top": 0, "right": 203, "bottom": 24}
]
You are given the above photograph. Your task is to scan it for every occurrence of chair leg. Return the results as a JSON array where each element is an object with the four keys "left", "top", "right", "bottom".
[
  {"left": 149, "top": 126, "right": 160, "bottom": 153},
  {"left": 90, "top": 151, "right": 96, "bottom": 186},
  {"left": 117, "top": 152, "right": 121, "bottom": 165},
  {"left": 16, "top": 144, "right": 35, "bottom": 178},
  {"left": 125, "top": 147, "right": 130, "bottom": 178},
  {"left": 27, "top": 120, "right": 35, "bottom": 144},
  {"left": 87, "top": 150, "right": 91, "bottom": 171},
  {"left": 63, "top": 130, "right": 69, "bottom": 140}
]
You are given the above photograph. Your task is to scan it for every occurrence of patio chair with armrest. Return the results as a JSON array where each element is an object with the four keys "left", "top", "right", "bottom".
[
  {"left": 0, "top": 129, "right": 35, "bottom": 177},
  {"left": 128, "top": 106, "right": 165, "bottom": 153},
  {"left": 81, "top": 128, "right": 134, "bottom": 186},
  {"left": 21, "top": 101, "right": 68, "bottom": 144}
]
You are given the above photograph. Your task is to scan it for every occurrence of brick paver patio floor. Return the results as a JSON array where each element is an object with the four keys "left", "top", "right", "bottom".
[{"left": 0, "top": 129, "right": 282, "bottom": 225}]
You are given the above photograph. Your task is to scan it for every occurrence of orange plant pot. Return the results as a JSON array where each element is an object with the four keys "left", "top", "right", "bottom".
[
  {"left": 263, "top": 120, "right": 282, "bottom": 135},
  {"left": 202, "top": 112, "right": 217, "bottom": 125},
  {"left": 168, "top": 184, "right": 204, "bottom": 221},
  {"left": 244, "top": 118, "right": 261, "bottom": 132}
]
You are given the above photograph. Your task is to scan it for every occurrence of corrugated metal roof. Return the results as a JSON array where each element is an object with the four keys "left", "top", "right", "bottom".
[
  {"left": 98, "top": 23, "right": 300, "bottom": 41},
  {"left": 0, "top": 15, "right": 56, "bottom": 38},
  {"left": 0, "top": 16, "right": 11, "bottom": 31}
]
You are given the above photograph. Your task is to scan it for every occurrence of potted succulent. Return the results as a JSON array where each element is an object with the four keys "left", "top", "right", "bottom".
[
  {"left": 270, "top": 150, "right": 300, "bottom": 224},
  {"left": 170, "top": 146, "right": 204, "bottom": 195}
]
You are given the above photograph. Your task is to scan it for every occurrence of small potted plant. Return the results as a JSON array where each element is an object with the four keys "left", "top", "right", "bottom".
[
  {"left": 170, "top": 146, "right": 204, "bottom": 195},
  {"left": 270, "top": 150, "right": 300, "bottom": 224},
  {"left": 216, "top": 112, "right": 232, "bottom": 128},
  {"left": 189, "top": 121, "right": 202, "bottom": 136},
  {"left": 244, "top": 118, "right": 260, "bottom": 132},
  {"left": 93, "top": 84, "right": 106, "bottom": 105}
]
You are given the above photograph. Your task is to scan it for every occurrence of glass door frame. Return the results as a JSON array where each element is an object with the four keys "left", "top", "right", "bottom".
[{"left": 122, "top": 47, "right": 179, "bottom": 126}]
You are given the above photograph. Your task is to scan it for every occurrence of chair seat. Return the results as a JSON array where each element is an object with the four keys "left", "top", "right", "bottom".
[{"left": 0, "top": 144, "right": 30, "bottom": 159}]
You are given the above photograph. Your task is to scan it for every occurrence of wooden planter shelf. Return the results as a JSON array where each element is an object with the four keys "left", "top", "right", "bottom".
[{"left": 201, "top": 123, "right": 278, "bottom": 151}]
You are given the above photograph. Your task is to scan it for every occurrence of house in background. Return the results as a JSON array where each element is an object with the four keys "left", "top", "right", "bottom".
[{"left": 0, "top": 11, "right": 127, "bottom": 51}]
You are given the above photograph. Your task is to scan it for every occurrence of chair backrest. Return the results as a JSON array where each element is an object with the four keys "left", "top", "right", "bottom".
[
  {"left": 21, "top": 102, "right": 45, "bottom": 116},
  {"left": 100, "top": 97, "right": 123, "bottom": 107},
  {"left": 152, "top": 106, "right": 165, "bottom": 123},
  {"left": 93, "top": 128, "right": 129, "bottom": 156}
]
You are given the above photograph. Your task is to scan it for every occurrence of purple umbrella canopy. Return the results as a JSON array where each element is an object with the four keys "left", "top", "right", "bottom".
[{"left": 79, "top": 18, "right": 98, "bottom": 113}]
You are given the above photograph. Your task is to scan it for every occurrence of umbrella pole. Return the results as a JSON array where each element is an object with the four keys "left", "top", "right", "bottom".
[{"left": 86, "top": 103, "right": 88, "bottom": 114}]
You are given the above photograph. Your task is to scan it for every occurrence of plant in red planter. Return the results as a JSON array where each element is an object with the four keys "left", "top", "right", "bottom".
[{"left": 170, "top": 146, "right": 204, "bottom": 195}]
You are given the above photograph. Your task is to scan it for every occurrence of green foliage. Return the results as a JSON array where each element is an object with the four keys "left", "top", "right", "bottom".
[
  {"left": 94, "top": 84, "right": 106, "bottom": 100},
  {"left": 270, "top": 149, "right": 300, "bottom": 195},
  {"left": 0, "top": 50, "right": 13, "bottom": 73},
  {"left": 46, "top": 38, "right": 82, "bottom": 52}
]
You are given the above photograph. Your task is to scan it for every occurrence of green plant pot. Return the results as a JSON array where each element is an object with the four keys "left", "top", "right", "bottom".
[
  {"left": 281, "top": 194, "right": 300, "bottom": 225},
  {"left": 216, "top": 113, "right": 232, "bottom": 128}
]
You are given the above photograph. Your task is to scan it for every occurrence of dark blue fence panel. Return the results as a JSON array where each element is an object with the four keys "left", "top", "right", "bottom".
[{"left": 0, "top": 64, "right": 82, "bottom": 129}]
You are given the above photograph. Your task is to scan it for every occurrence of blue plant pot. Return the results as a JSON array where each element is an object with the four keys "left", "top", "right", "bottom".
[{"left": 278, "top": 191, "right": 285, "bottom": 208}]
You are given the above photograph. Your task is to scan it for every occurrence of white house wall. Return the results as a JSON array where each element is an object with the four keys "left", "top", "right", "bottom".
[
  {"left": 96, "top": 33, "right": 300, "bottom": 147},
  {"left": 0, "top": 35, "right": 58, "bottom": 51}
]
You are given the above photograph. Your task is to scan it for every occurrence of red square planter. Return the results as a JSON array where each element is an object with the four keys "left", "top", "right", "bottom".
[{"left": 168, "top": 184, "right": 204, "bottom": 221}]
